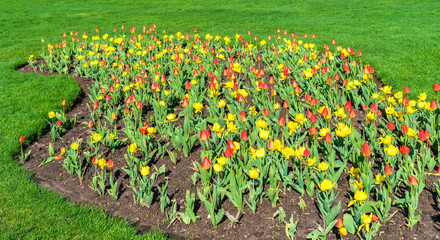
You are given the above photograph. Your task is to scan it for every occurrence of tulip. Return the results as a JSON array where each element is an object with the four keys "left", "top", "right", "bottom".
[
  {"left": 401, "top": 124, "right": 408, "bottom": 134},
  {"left": 19, "top": 136, "right": 25, "bottom": 143},
  {"left": 336, "top": 219, "right": 344, "bottom": 228},
  {"left": 136, "top": 101, "right": 143, "bottom": 109},
  {"left": 430, "top": 100, "right": 437, "bottom": 110},
  {"left": 140, "top": 166, "right": 150, "bottom": 176},
  {"left": 278, "top": 116, "right": 286, "bottom": 126},
  {"left": 348, "top": 109, "right": 356, "bottom": 118},
  {"left": 303, "top": 148, "right": 310, "bottom": 157},
  {"left": 387, "top": 122, "right": 395, "bottom": 131},
  {"left": 404, "top": 86, "right": 410, "bottom": 94},
  {"left": 200, "top": 130, "right": 209, "bottom": 141},
  {"left": 384, "top": 164, "right": 393, "bottom": 176},
  {"left": 310, "top": 114, "right": 317, "bottom": 123},
  {"left": 181, "top": 97, "right": 189, "bottom": 107},
  {"left": 344, "top": 101, "right": 352, "bottom": 112},
  {"left": 310, "top": 98, "right": 317, "bottom": 106},
  {"left": 185, "top": 80, "right": 192, "bottom": 90},
  {"left": 61, "top": 99, "right": 66, "bottom": 106},
  {"left": 402, "top": 97, "right": 409, "bottom": 106},
  {"left": 324, "top": 133, "right": 332, "bottom": 143},
  {"left": 433, "top": 82, "right": 440, "bottom": 92},
  {"left": 201, "top": 157, "right": 211, "bottom": 170},
  {"left": 93, "top": 101, "right": 99, "bottom": 109},
  {"left": 339, "top": 227, "right": 348, "bottom": 236},
  {"left": 240, "top": 130, "right": 248, "bottom": 141},
  {"left": 107, "top": 159, "right": 114, "bottom": 168},
  {"left": 362, "top": 142, "right": 372, "bottom": 157},
  {"left": 57, "top": 120, "right": 63, "bottom": 126},
  {"left": 419, "top": 130, "right": 428, "bottom": 141},
  {"left": 409, "top": 176, "right": 418, "bottom": 186},
  {"left": 92, "top": 157, "right": 99, "bottom": 165},
  {"left": 309, "top": 126, "right": 318, "bottom": 135},
  {"left": 264, "top": 109, "right": 270, "bottom": 116},
  {"left": 237, "top": 94, "right": 245, "bottom": 102},
  {"left": 225, "top": 146, "right": 234, "bottom": 158},
  {"left": 322, "top": 107, "right": 329, "bottom": 117},
  {"left": 240, "top": 111, "right": 247, "bottom": 122}
]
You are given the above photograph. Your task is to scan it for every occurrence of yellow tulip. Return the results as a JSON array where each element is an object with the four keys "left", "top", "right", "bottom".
[
  {"left": 48, "top": 111, "right": 56, "bottom": 119},
  {"left": 140, "top": 166, "right": 150, "bottom": 176},
  {"left": 71, "top": 142, "right": 79, "bottom": 151},
  {"left": 128, "top": 142, "right": 138, "bottom": 153},
  {"left": 259, "top": 129, "right": 270, "bottom": 139},
  {"left": 249, "top": 168, "right": 260, "bottom": 179},
  {"left": 384, "top": 145, "right": 398, "bottom": 156},
  {"left": 193, "top": 102, "right": 203, "bottom": 114},
  {"left": 318, "top": 179, "right": 335, "bottom": 191}
]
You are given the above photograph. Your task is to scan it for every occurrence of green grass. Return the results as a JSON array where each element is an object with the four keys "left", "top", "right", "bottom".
[{"left": 1, "top": 0, "right": 439, "bottom": 238}]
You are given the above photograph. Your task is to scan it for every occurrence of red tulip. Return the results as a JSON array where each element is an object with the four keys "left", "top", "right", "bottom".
[
  {"left": 402, "top": 97, "right": 409, "bottom": 106},
  {"left": 305, "top": 94, "right": 312, "bottom": 102},
  {"left": 419, "top": 130, "right": 428, "bottom": 141},
  {"left": 283, "top": 100, "right": 289, "bottom": 109},
  {"left": 136, "top": 101, "right": 143, "bottom": 109},
  {"left": 310, "top": 114, "right": 317, "bottom": 123},
  {"left": 362, "top": 142, "right": 372, "bottom": 157},
  {"left": 384, "top": 164, "right": 393, "bottom": 176},
  {"left": 348, "top": 109, "right": 356, "bottom": 118},
  {"left": 240, "top": 111, "right": 247, "bottom": 122},
  {"left": 227, "top": 140, "right": 236, "bottom": 150},
  {"left": 387, "top": 122, "right": 395, "bottom": 131},
  {"left": 336, "top": 219, "right": 344, "bottom": 228},
  {"left": 201, "top": 157, "right": 211, "bottom": 170},
  {"left": 303, "top": 148, "right": 310, "bottom": 157},
  {"left": 278, "top": 116, "right": 286, "bottom": 126},
  {"left": 237, "top": 94, "right": 245, "bottom": 102},
  {"left": 344, "top": 101, "right": 352, "bottom": 112},
  {"left": 92, "top": 157, "right": 99, "bottom": 165},
  {"left": 264, "top": 109, "right": 270, "bottom": 116},
  {"left": 240, "top": 130, "right": 248, "bottom": 141},
  {"left": 185, "top": 80, "right": 192, "bottom": 90},
  {"left": 433, "top": 82, "right": 440, "bottom": 92},
  {"left": 88, "top": 121, "right": 94, "bottom": 128},
  {"left": 306, "top": 110, "right": 313, "bottom": 119},
  {"left": 93, "top": 101, "right": 99, "bottom": 109},
  {"left": 430, "top": 100, "right": 438, "bottom": 110},
  {"left": 322, "top": 107, "right": 329, "bottom": 117},
  {"left": 224, "top": 146, "right": 234, "bottom": 158},
  {"left": 400, "top": 145, "right": 410, "bottom": 155},
  {"left": 107, "top": 159, "right": 114, "bottom": 168},
  {"left": 310, "top": 98, "right": 317, "bottom": 106},
  {"left": 200, "top": 130, "right": 209, "bottom": 141},
  {"left": 19, "top": 136, "right": 25, "bottom": 143},
  {"left": 57, "top": 120, "right": 63, "bottom": 126},
  {"left": 334, "top": 73, "right": 340, "bottom": 81},
  {"left": 309, "top": 126, "right": 318, "bottom": 135},
  {"left": 181, "top": 97, "right": 189, "bottom": 107},
  {"left": 404, "top": 86, "right": 410, "bottom": 94},
  {"left": 409, "top": 176, "right": 418, "bottom": 186},
  {"left": 401, "top": 124, "right": 408, "bottom": 134},
  {"left": 324, "top": 133, "right": 332, "bottom": 143},
  {"left": 61, "top": 99, "right": 66, "bottom": 106}
]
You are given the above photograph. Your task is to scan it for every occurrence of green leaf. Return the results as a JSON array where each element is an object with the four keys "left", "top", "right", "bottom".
[
  {"left": 343, "top": 213, "right": 356, "bottom": 234},
  {"left": 39, "top": 156, "right": 56, "bottom": 167}
]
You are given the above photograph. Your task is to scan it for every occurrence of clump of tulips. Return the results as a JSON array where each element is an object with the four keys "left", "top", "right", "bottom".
[{"left": 31, "top": 24, "right": 440, "bottom": 238}]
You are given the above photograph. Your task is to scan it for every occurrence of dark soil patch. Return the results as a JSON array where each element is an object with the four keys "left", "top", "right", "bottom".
[{"left": 17, "top": 61, "right": 440, "bottom": 240}]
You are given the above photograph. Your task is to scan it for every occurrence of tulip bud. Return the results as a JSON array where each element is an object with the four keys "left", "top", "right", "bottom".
[
  {"left": 303, "top": 148, "right": 310, "bottom": 157},
  {"left": 401, "top": 124, "right": 408, "bottom": 134},
  {"left": 384, "top": 164, "right": 393, "bottom": 176},
  {"left": 310, "top": 114, "right": 317, "bottom": 123},
  {"left": 19, "top": 136, "right": 25, "bottom": 143},
  {"left": 200, "top": 130, "right": 209, "bottom": 141},
  {"left": 387, "top": 122, "right": 395, "bottom": 131},
  {"left": 362, "top": 142, "right": 372, "bottom": 157},
  {"left": 324, "top": 133, "right": 332, "bottom": 143},
  {"left": 61, "top": 99, "right": 66, "bottom": 106},
  {"left": 264, "top": 109, "right": 270, "bottom": 116},
  {"left": 310, "top": 99, "right": 317, "bottom": 106},
  {"left": 107, "top": 159, "right": 114, "bottom": 168},
  {"left": 322, "top": 107, "right": 329, "bottom": 117},
  {"left": 181, "top": 97, "right": 189, "bottom": 107},
  {"left": 400, "top": 145, "right": 410, "bottom": 155},
  {"left": 339, "top": 227, "right": 348, "bottom": 236},
  {"left": 240, "top": 111, "right": 247, "bottom": 122},
  {"left": 88, "top": 121, "right": 94, "bottom": 128},
  {"left": 433, "top": 82, "right": 440, "bottom": 92},
  {"left": 349, "top": 109, "right": 356, "bottom": 118},
  {"left": 93, "top": 101, "right": 99, "bottom": 109},
  {"left": 336, "top": 219, "right": 344, "bottom": 228},
  {"left": 309, "top": 126, "right": 318, "bottom": 135},
  {"left": 283, "top": 100, "right": 289, "bottom": 109},
  {"left": 430, "top": 100, "right": 438, "bottom": 110},
  {"left": 409, "top": 176, "right": 418, "bottom": 186},
  {"left": 57, "top": 120, "right": 63, "bottom": 126},
  {"left": 404, "top": 86, "right": 410, "bottom": 94},
  {"left": 278, "top": 116, "right": 286, "bottom": 126},
  {"left": 240, "top": 130, "right": 248, "bottom": 141},
  {"left": 237, "top": 94, "right": 245, "bottom": 102},
  {"left": 305, "top": 94, "right": 312, "bottom": 102},
  {"left": 225, "top": 146, "right": 234, "bottom": 158},
  {"left": 402, "top": 97, "right": 409, "bottom": 106},
  {"left": 201, "top": 157, "right": 211, "bottom": 170},
  {"left": 136, "top": 101, "right": 143, "bottom": 109},
  {"left": 185, "top": 80, "right": 192, "bottom": 90},
  {"left": 92, "top": 157, "right": 99, "bottom": 165}
]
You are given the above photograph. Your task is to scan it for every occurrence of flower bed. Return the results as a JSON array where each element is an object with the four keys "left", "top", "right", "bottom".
[{"left": 21, "top": 25, "right": 440, "bottom": 239}]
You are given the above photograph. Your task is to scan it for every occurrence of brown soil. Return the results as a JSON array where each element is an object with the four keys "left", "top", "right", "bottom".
[{"left": 17, "top": 61, "right": 440, "bottom": 240}]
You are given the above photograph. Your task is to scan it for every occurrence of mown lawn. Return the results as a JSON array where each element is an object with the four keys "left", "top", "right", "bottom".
[{"left": 1, "top": 0, "right": 439, "bottom": 238}]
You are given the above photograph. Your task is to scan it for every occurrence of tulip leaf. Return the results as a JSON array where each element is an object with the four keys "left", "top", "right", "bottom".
[
  {"left": 343, "top": 213, "right": 356, "bottom": 234},
  {"left": 39, "top": 156, "right": 56, "bottom": 167}
]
